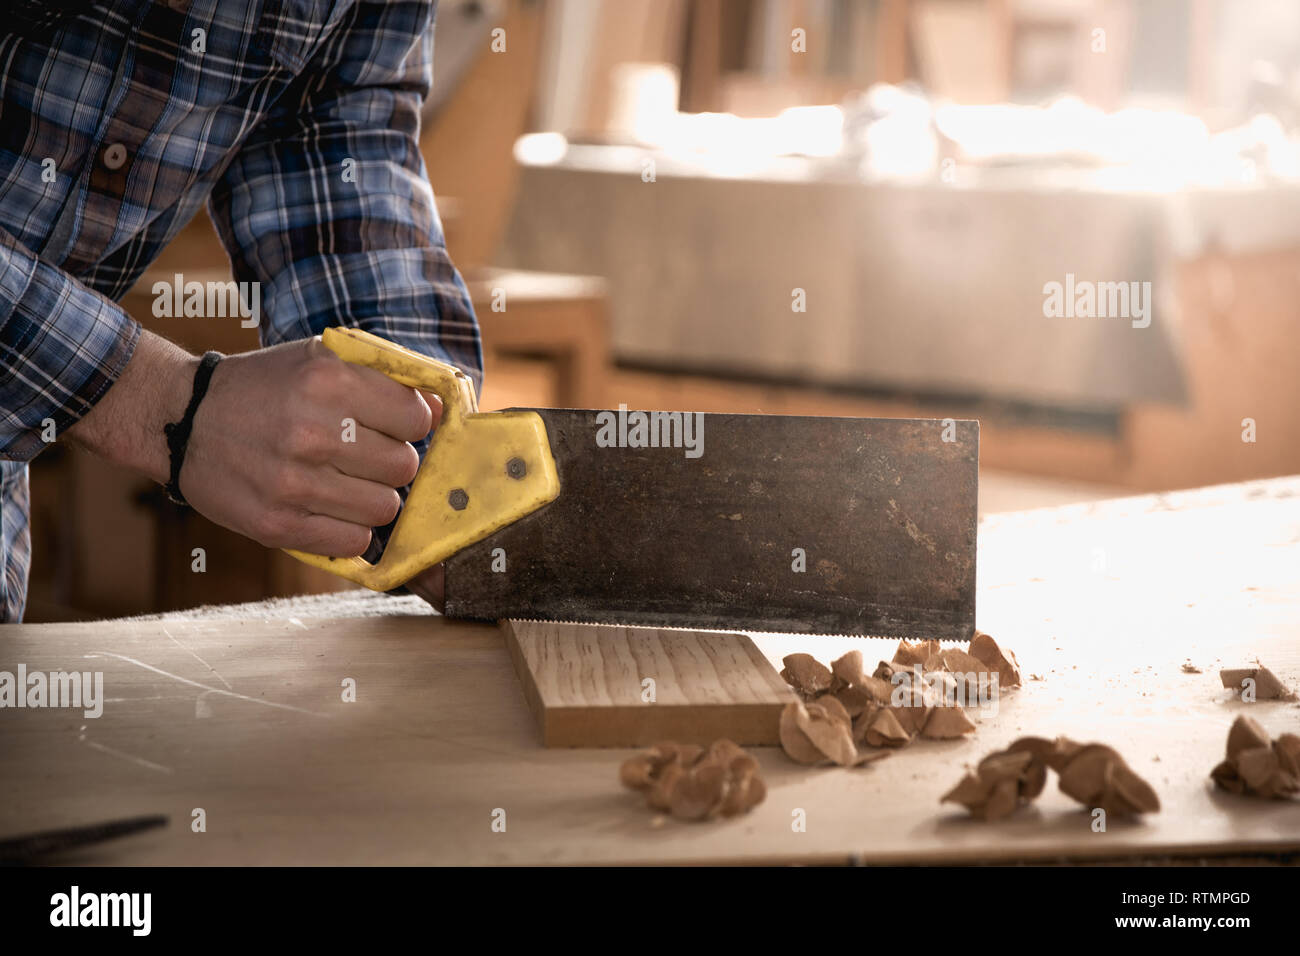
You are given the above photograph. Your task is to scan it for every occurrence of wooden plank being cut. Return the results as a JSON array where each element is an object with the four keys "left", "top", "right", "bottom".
[{"left": 503, "top": 619, "right": 793, "bottom": 747}]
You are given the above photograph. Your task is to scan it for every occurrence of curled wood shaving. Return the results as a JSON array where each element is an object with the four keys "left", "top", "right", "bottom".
[
  {"left": 1219, "top": 666, "right": 1297, "bottom": 702},
  {"left": 1054, "top": 742, "right": 1161, "bottom": 815},
  {"left": 858, "top": 675, "right": 895, "bottom": 705},
  {"left": 1210, "top": 715, "right": 1300, "bottom": 799},
  {"left": 921, "top": 704, "right": 978, "bottom": 739},
  {"left": 779, "top": 698, "right": 894, "bottom": 769},
  {"left": 780, "top": 701, "right": 830, "bottom": 764},
  {"left": 944, "top": 735, "right": 1158, "bottom": 820},
  {"left": 864, "top": 707, "right": 911, "bottom": 748},
  {"left": 810, "top": 693, "right": 852, "bottom": 727},
  {"left": 831, "top": 649, "right": 866, "bottom": 687},
  {"left": 796, "top": 699, "right": 858, "bottom": 766},
  {"left": 939, "top": 648, "right": 988, "bottom": 679},
  {"left": 1003, "top": 736, "right": 1066, "bottom": 792},
  {"left": 833, "top": 685, "right": 874, "bottom": 717},
  {"left": 942, "top": 749, "right": 1040, "bottom": 821},
  {"left": 894, "top": 640, "right": 942, "bottom": 667},
  {"left": 889, "top": 697, "right": 930, "bottom": 738},
  {"left": 719, "top": 768, "right": 767, "bottom": 816},
  {"left": 969, "top": 631, "right": 1021, "bottom": 688},
  {"left": 620, "top": 738, "right": 767, "bottom": 821},
  {"left": 780, "top": 653, "right": 833, "bottom": 697}
]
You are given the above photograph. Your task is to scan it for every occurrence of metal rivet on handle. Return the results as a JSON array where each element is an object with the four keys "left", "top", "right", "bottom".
[
  {"left": 506, "top": 457, "right": 526, "bottom": 479},
  {"left": 448, "top": 488, "right": 469, "bottom": 511}
]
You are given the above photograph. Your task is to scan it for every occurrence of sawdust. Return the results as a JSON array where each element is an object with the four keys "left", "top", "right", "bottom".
[
  {"left": 1210, "top": 715, "right": 1300, "bottom": 799},
  {"left": 1181, "top": 662, "right": 1202, "bottom": 674},
  {"left": 944, "top": 736, "right": 1159, "bottom": 820},
  {"left": 620, "top": 738, "right": 766, "bottom": 821},
  {"left": 1219, "top": 666, "right": 1297, "bottom": 701}
]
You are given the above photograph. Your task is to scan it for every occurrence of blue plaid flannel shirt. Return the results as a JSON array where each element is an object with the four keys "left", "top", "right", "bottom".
[{"left": 0, "top": 0, "right": 483, "bottom": 621}]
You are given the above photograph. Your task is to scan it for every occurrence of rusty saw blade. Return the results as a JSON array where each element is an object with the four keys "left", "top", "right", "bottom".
[{"left": 444, "top": 411, "right": 977, "bottom": 640}]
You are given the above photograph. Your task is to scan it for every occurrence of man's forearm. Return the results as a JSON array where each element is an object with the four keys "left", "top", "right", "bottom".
[{"left": 63, "top": 329, "right": 200, "bottom": 485}]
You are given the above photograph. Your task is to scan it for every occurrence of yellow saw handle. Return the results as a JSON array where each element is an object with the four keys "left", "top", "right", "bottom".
[{"left": 284, "top": 326, "right": 560, "bottom": 591}]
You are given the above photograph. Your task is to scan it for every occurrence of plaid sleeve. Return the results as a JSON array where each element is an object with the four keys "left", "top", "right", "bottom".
[
  {"left": 0, "top": 227, "right": 141, "bottom": 462},
  {"left": 206, "top": 0, "right": 483, "bottom": 395},
  {"left": 207, "top": 0, "right": 482, "bottom": 562}
]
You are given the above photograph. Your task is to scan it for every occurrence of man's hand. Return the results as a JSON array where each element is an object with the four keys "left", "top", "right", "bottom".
[
  {"left": 185, "top": 336, "right": 437, "bottom": 556},
  {"left": 67, "top": 329, "right": 438, "bottom": 560}
]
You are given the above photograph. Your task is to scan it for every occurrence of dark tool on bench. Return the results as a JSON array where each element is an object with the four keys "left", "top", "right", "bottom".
[{"left": 0, "top": 814, "right": 168, "bottom": 865}]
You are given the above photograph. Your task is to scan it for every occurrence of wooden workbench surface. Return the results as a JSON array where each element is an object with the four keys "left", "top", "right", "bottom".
[{"left": 3, "top": 477, "right": 1298, "bottom": 865}]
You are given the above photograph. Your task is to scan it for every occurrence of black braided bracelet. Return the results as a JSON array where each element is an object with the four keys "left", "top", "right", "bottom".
[{"left": 163, "top": 351, "right": 223, "bottom": 507}]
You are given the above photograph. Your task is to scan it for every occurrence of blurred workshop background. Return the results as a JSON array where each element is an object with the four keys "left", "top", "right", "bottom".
[{"left": 25, "top": 0, "right": 1300, "bottom": 619}]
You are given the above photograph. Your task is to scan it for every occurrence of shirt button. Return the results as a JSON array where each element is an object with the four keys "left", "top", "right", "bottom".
[{"left": 102, "top": 143, "right": 127, "bottom": 170}]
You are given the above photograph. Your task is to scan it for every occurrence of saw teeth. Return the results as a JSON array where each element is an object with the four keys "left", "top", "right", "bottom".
[{"left": 498, "top": 618, "right": 951, "bottom": 641}]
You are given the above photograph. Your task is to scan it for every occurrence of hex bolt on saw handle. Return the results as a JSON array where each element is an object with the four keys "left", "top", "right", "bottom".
[{"left": 284, "top": 327, "right": 560, "bottom": 591}]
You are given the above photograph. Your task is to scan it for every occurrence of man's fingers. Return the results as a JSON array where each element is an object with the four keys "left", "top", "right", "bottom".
[
  {"left": 331, "top": 427, "right": 420, "bottom": 487},
  {"left": 304, "top": 471, "right": 403, "bottom": 529},
  {"left": 344, "top": 365, "right": 434, "bottom": 442},
  {"left": 419, "top": 390, "right": 444, "bottom": 430},
  {"left": 284, "top": 514, "right": 374, "bottom": 558}
]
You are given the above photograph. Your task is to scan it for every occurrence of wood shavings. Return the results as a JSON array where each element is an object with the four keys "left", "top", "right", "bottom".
[
  {"left": 779, "top": 695, "right": 895, "bottom": 769},
  {"left": 939, "top": 648, "right": 987, "bottom": 677},
  {"left": 969, "top": 631, "right": 1021, "bottom": 688},
  {"left": 889, "top": 694, "right": 931, "bottom": 738},
  {"left": 943, "top": 736, "right": 1158, "bottom": 820},
  {"left": 833, "top": 685, "right": 874, "bottom": 717},
  {"left": 1180, "top": 662, "right": 1202, "bottom": 674},
  {"left": 830, "top": 649, "right": 865, "bottom": 687},
  {"left": 1054, "top": 742, "right": 1161, "bottom": 816},
  {"left": 777, "top": 643, "right": 999, "bottom": 761},
  {"left": 942, "top": 748, "right": 1040, "bottom": 821},
  {"left": 863, "top": 707, "right": 911, "bottom": 748},
  {"left": 780, "top": 701, "right": 830, "bottom": 765},
  {"left": 1210, "top": 715, "right": 1300, "bottom": 799},
  {"left": 858, "top": 675, "right": 894, "bottom": 705},
  {"left": 1007, "top": 735, "right": 1073, "bottom": 783},
  {"left": 893, "top": 640, "right": 941, "bottom": 667},
  {"left": 1219, "top": 666, "right": 1297, "bottom": 701},
  {"left": 781, "top": 699, "right": 857, "bottom": 766},
  {"left": 810, "top": 693, "right": 852, "bottom": 727},
  {"left": 780, "top": 653, "right": 833, "bottom": 697},
  {"left": 620, "top": 738, "right": 767, "bottom": 821},
  {"left": 795, "top": 699, "right": 858, "bottom": 766},
  {"left": 922, "top": 704, "right": 978, "bottom": 739}
]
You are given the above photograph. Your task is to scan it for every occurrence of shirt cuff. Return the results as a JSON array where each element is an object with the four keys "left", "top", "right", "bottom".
[{"left": 0, "top": 239, "right": 141, "bottom": 462}]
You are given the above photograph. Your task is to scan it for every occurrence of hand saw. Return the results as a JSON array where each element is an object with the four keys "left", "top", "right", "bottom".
[{"left": 287, "top": 328, "right": 978, "bottom": 640}]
